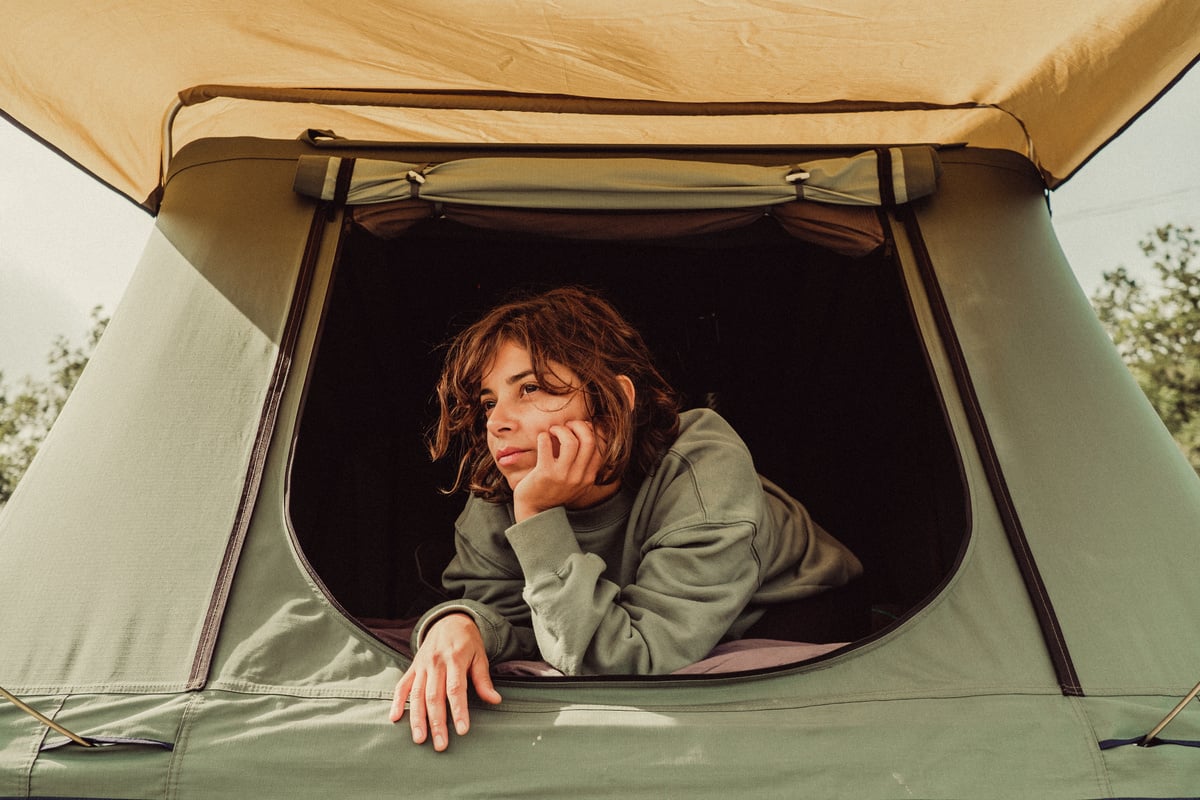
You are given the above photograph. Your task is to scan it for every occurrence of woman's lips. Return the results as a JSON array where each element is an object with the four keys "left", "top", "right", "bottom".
[{"left": 494, "top": 447, "right": 528, "bottom": 467}]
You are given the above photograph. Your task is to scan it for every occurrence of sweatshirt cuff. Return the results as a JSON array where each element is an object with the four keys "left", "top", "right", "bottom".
[
  {"left": 505, "top": 506, "right": 584, "bottom": 578},
  {"left": 412, "top": 599, "right": 505, "bottom": 661}
]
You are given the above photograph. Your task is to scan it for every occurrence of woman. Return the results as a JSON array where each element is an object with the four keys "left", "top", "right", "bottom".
[{"left": 391, "top": 286, "right": 861, "bottom": 751}]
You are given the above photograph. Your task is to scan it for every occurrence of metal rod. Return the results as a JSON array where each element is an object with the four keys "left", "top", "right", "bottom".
[
  {"left": 160, "top": 96, "right": 184, "bottom": 187},
  {"left": 1139, "top": 678, "right": 1200, "bottom": 747},
  {"left": 0, "top": 684, "right": 94, "bottom": 747}
]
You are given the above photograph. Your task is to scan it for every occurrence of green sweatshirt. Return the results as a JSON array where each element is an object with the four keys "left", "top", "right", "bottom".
[{"left": 413, "top": 408, "right": 862, "bottom": 676}]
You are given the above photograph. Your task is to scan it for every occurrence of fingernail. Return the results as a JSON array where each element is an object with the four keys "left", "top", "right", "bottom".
[
  {"left": 455, "top": 720, "right": 467, "bottom": 735},
  {"left": 434, "top": 735, "right": 446, "bottom": 750}
]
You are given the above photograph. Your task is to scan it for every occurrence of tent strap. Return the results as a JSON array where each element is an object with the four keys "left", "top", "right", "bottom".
[{"left": 1099, "top": 736, "right": 1200, "bottom": 751}]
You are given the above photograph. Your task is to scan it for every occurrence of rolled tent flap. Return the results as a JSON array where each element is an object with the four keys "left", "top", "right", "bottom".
[
  {"left": 349, "top": 200, "right": 886, "bottom": 257},
  {"left": 293, "top": 148, "right": 930, "bottom": 255},
  {"left": 799, "top": 146, "right": 942, "bottom": 206},
  {"left": 292, "top": 147, "right": 940, "bottom": 209}
]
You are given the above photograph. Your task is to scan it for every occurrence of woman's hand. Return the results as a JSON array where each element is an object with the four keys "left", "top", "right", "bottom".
[
  {"left": 512, "top": 420, "right": 605, "bottom": 522},
  {"left": 389, "top": 613, "right": 502, "bottom": 752}
]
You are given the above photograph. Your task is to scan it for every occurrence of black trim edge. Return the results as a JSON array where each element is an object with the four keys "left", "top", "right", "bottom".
[
  {"left": 897, "top": 205, "right": 1084, "bottom": 697},
  {"left": 876, "top": 147, "right": 897, "bottom": 208},
  {"left": 185, "top": 204, "right": 328, "bottom": 689}
]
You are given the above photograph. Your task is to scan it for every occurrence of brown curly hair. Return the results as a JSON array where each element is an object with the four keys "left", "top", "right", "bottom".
[{"left": 430, "top": 286, "right": 681, "bottom": 502}]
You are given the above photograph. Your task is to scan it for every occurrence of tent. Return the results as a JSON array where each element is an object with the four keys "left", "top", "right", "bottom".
[{"left": 2, "top": 3, "right": 1199, "bottom": 797}]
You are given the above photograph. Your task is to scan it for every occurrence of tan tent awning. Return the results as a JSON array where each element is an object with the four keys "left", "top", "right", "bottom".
[{"left": 1, "top": 1, "right": 1197, "bottom": 208}]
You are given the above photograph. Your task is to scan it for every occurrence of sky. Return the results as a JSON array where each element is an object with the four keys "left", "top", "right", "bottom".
[
  {"left": 1050, "top": 67, "right": 1200, "bottom": 291},
  {"left": 0, "top": 126, "right": 154, "bottom": 380},
  {"left": 1, "top": 67, "right": 1199, "bottom": 381}
]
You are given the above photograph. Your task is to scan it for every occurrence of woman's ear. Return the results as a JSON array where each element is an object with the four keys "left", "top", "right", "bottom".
[{"left": 616, "top": 375, "right": 636, "bottom": 410}]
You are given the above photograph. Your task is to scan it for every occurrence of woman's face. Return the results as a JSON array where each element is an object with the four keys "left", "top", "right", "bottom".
[{"left": 479, "top": 340, "right": 591, "bottom": 491}]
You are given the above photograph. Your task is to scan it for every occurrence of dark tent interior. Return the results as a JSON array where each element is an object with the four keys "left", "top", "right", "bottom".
[{"left": 289, "top": 214, "right": 967, "bottom": 653}]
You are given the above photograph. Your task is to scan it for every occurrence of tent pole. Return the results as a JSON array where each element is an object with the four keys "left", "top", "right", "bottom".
[
  {"left": 1139, "top": 678, "right": 1200, "bottom": 746},
  {"left": 160, "top": 97, "right": 184, "bottom": 188},
  {"left": 0, "top": 684, "right": 94, "bottom": 747}
]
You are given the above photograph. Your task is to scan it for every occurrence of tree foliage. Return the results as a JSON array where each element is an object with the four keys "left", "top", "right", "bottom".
[
  {"left": 1091, "top": 223, "right": 1200, "bottom": 470},
  {"left": 0, "top": 307, "right": 108, "bottom": 505}
]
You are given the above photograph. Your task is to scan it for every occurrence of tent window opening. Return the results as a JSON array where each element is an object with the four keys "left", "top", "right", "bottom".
[{"left": 288, "top": 209, "right": 966, "bottom": 673}]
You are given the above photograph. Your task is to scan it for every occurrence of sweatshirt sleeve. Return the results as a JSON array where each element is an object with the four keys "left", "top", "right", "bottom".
[
  {"left": 505, "top": 496, "right": 763, "bottom": 677},
  {"left": 411, "top": 520, "right": 539, "bottom": 664}
]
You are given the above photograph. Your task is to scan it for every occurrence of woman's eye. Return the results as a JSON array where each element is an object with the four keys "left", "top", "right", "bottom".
[
  {"left": 520, "top": 383, "right": 540, "bottom": 397},
  {"left": 481, "top": 399, "right": 496, "bottom": 416}
]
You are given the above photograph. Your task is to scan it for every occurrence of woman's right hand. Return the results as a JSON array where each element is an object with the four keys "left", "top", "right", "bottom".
[{"left": 389, "top": 613, "right": 502, "bottom": 752}]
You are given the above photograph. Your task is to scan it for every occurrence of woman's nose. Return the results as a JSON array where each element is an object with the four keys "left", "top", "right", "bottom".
[{"left": 486, "top": 402, "right": 514, "bottom": 433}]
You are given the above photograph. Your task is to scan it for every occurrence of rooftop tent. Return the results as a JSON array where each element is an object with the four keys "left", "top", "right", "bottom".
[{"left": 2, "top": 3, "right": 1200, "bottom": 798}]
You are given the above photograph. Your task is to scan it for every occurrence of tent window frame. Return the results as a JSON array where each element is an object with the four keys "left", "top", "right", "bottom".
[{"left": 284, "top": 170, "right": 970, "bottom": 678}]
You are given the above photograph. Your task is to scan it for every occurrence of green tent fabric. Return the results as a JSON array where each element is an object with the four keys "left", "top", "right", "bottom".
[{"left": 0, "top": 173, "right": 313, "bottom": 693}]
